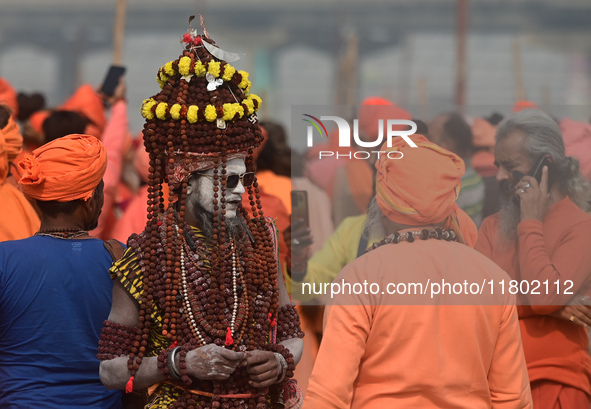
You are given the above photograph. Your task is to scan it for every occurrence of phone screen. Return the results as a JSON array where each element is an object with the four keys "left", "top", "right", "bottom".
[
  {"left": 100, "top": 65, "right": 126, "bottom": 96},
  {"left": 291, "top": 190, "right": 309, "bottom": 228}
]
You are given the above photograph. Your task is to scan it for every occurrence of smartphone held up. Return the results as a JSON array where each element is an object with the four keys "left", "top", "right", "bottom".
[
  {"left": 291, "top": 190, "right": 310, "bottom": 229},
  {"left": 100, "top": 65, "right": 126, "bottom": 96}
]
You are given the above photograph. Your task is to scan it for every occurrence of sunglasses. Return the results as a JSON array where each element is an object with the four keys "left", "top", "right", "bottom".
[{"left": 195, "top": 172, "right": 256, "bottom": 189}]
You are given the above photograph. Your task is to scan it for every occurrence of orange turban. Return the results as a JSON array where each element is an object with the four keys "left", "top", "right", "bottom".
[
  {"left": 513, "top": 100, "right": 538, "bottom": 112},
  {"left": 376, "top": 134, "right": 465, "bottom": 225},
  {"left": 18, "top": 134, "right": 106, "bottom": 202},
  {"left": 358, "top": 97, "right": 412, "bottom": 140},
  {"left": 0, "top": 116, "right": 23, "bottom": 184},
  {"left": 29, "top": 110, "right": 50, "bottom": 134},
  {"left": 60, "top": 84, "right": 106, "bottom": 138},
  {"left": 376, "top": 134, "right": 478, "bottom": 245},
  {"left": 0, "top": 78, "right": 18, "bottom": 117}
]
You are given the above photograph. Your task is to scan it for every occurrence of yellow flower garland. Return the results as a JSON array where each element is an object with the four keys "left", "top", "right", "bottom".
[
  {"left": 140, "top": 94, "right": 262, "bottom": 123},
  {"left": 178, "top": 56, "right": 192, "bottom": 76},
  {"left": 170, "top": 104, "right": 182, "bottom": 120},
  {"left": 207, "top": 61, "right": 221, "bottom": 78},
  {"left": 141, "top": 99, "right": 158, "bottom": 120},
  {"left": 194, "top": 61, "right": 206, "bottom": 76},
  {"left": 222, "top": 65, "right": 235, "bottom": 82},
  {"left": 187, "top": 106, "right": 199, "bottom": 123},
  {"left": 204, "top": 105, "right": 217, "bottom": 122},
  {"left": 222, "top": 103, "right": 244, "bottom": 121},
  {"left": 155, "top": 102, "right": 168, "bottom": 120},
  {"left": 155, "top": 59, "right": 251, "bottom": 93}
]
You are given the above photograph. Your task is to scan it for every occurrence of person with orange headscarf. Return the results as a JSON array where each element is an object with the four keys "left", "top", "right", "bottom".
[
  {"left": 0, "top": 133, "right": 123, "bottom": 408},
  {"left": 330, "top": 97, "right": 412, "bottom": 226},
  {"left": 0, "top": 78, "right": 18, "bottom": 118},
  {"left": 0, "top": 105, "right": 40, "bottom": 241},
  {"left": 302, "top": 134, "right": 532, "bottom": 409}
]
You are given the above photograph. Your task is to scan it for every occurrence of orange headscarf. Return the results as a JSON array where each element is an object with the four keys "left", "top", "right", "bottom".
[
  {"left": 346, "top": 97, "right": 412, "bottom": 213},
  {"left": 18, "top": 134, "right": 106, "bottom": 202},
  {"left": 375, "top": 134, "right": 478, "bottom": 246},
  {"left": 513, "top": 100, "right": 538, "bottom": 112},
  {"left": 358, "top": 96, "right": 412, "bottom": 139},
  {"left": 0, "top": 78, "right": 18, "bottom": 118},
  {"left": 28, "top": 110, "right": 50, "bottom": 135},
  {"left": 0, "top": 116, "right": 23, "bottom": 184},
  {"left": 60, "top": 84, "right": 106, "bottom": 138}
]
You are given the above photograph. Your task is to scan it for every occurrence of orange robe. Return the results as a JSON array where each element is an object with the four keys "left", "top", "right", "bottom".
[
  {"left": 304, "top": 238, "right": 532, "bottom": 409},
  {"left": 0, "top": 183, "right": 40, "bottom": 242},
  {"left": 255, "top": 170, "right": 292, "bottom": 214},
  {"left": 90, "top": 101, "right": 128, "bottom": 239},
  {"left": 475, "top": 197, "right": 591, "bottom": 408},
  {"left": 241, "top": 185, "right": 289, "bottom": 270},
  {"left": 111, "top": 185, "right": 149, "bottom": 243}
]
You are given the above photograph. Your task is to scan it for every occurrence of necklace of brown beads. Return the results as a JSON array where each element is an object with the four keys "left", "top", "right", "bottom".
[
  {"left": 177, "top": 223, "right": 249, "bottom": 348},
  {"left": 367, "top": 227, "right": 458, "bottom": 253}
]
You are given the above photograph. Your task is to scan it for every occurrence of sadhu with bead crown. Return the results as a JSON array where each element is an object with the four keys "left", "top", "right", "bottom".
[{"left": 97, "top": 17, "right": 304, "bottom": 409}]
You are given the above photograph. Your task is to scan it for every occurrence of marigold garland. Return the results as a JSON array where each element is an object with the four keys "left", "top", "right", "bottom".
[
  {"left": 186, "top": 105, "right": 198, "bottom": 123},
  {"left": 155, "top": 102, "right": 168, "bottom": 120},
  {"left": 140, "top": 94, "right": 261, "bottom": 123},
  {"left": 170, "top": 104, "right": 182, "bottom": 120},
  {"left": 204, "top": 105, "right": 217, "bottom": 122},
  {"left": 156, "top": 58, "right": 251, "bottom": 94}
]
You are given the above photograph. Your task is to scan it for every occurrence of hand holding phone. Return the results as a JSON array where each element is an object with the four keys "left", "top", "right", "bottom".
[
  {"left": 291, "top": 190, "right": 310, "bottom": 229},
  {"left": 511, "top": 156, "right": 553, "bottom": 221},
  {"left": 100, "top": 65, "right": 126, "bottom": 97},
  {"left": 512, "top": 156, "right": 553, "bottom": 188}
]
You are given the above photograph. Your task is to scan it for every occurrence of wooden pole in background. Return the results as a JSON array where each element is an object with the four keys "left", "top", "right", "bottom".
[
  {"left": 346, "top": 32, "right": 359, "bottom": 110},
  {"left": 113, "top": 0, "right": 127, "bottom": 65},
  {"left": 455, "top": 0, "right": 468, "bottom": 112},
  {"left": 513, "top": 38, "right": 525, "bottom": 101}
]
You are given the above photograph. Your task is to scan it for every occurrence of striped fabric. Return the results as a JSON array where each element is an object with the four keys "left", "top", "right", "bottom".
[{"left": 456, "top": 164, "right": 485, "bottom": 227}]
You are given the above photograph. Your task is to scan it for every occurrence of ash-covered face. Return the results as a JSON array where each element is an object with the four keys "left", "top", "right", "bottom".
[{"left": 187, "top": 157, "right": 247, "bottom": 219}]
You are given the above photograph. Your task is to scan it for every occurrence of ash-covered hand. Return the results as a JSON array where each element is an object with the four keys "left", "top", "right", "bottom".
[
  {"left": 244, "top": 350, "right": 281, "bottom": 388},
  {"left": 185, "top": 344, "right": 245, "bottom": 380}
]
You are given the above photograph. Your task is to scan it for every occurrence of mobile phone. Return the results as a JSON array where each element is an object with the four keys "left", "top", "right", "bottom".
[
  {"left": 291, "top": 190, "right": 309, "bottom": 229},
  {"left": 531, "top": 156, "right": 553, "bottom": 186},
  {"left": 100, "top": 65, "right": 126, "bottom": 96},
  {"left": 511, "top": 156, "right": 554, "bottom": 190}
]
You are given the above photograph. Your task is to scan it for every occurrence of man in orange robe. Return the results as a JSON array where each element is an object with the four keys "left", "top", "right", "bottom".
[
  {"left": 475, "top": 109, "right": 591, "bottom": 409},
  {"left": 0, "top": 106, "right": 40, "bottom": 241},
  {"left": 303, "top": 134, "right": 532, "bottom": 409}
]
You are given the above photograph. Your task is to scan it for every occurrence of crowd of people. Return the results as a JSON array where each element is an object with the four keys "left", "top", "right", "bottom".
[{"left": 1, "top": 19, "right": 591, "bottom": 409}]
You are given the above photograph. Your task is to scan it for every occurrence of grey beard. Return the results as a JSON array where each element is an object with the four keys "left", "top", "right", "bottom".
[
  {"left": 365, "top": 197, "right": 386, "bottom": 242},
  {"left": 197, "top": 210, "right": 248, "bottom": 241},
  {"left": 498, "top": 195, "right": 520, "bottom": 242}
]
